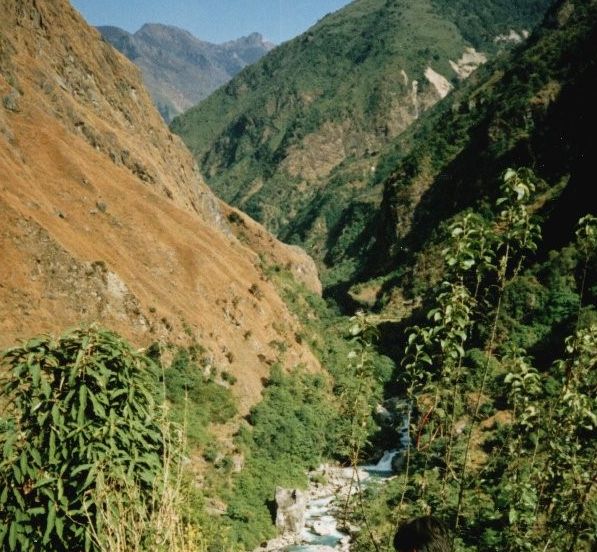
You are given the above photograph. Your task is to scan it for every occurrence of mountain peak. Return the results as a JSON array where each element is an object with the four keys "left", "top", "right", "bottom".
[
  {"left": 226, "top": 31, "right": 276, "bottom": 50},
  {"left": 100, "top": 23, "right": 273, "bottom": 121}
]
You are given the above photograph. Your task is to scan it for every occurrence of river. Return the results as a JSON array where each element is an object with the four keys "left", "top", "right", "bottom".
[
  {"left": 260, "top": 402, "right": 411, "bottom": 552},
  {"left": 284, "top": 451, "right": 401, "bottom": 552}
]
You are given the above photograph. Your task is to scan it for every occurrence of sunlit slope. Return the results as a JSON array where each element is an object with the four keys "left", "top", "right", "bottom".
[
  {"left": 171, "top": 0, "right": 551, "bottom": 280},
  {"left": 0, "top": 0, "right": 321, "bottom": 411}
]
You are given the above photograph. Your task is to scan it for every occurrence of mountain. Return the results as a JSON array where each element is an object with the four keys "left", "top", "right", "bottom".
[
  {"left": 98, "top": 24, "right": 274, "bottom": 122},
  {"left": 171, "top": 0, "right": 552, "bottom": 283},
  {"left": 342, "top": 3, "right": 597, "bottom": 549},
  {"left": 0, "top": 0, "right": 319, "bottom": 411},
  {"left": 350, "top": 0, "right": 597, "bottom": 309}
]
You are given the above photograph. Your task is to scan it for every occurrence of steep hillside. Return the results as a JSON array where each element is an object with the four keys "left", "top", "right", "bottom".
[
  {"left": 341, "top": 4, "right": 596, "bottom": 550},
  {"left": 171, "top": 0, "right": 551, "bottom": 278},
  {"left": 98, "top": 24, "right": 274, "bottom": 122},
  {"left": 0, "top": 0, "right": 320, "bottom": 411},
  {"left": 355, "top": 0, "right": 597, "bottom": 309}
]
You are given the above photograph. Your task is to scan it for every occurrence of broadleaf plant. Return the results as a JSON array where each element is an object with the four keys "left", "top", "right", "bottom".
[{"left": 0, "top": 327, "right": 165, "bottom": 551}]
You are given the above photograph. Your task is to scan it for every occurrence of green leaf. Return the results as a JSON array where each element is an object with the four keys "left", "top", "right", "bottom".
[
  {"left": 462, "top": 259, "right": 475, "bottom": 270},
  {"left": 29, "top": 447, "right": 42, "bottom": 467},
  {"left": 78, "top": 385, "right": 88, "bottom": 425},
  {"left": 27, "top": 506, "right": 45, "bottom": 515},
  {"left": 55, "top": 516, "right": 64, "bottom": 540},
  {"left": 31, "top": 364, "right": 41, "bottom": 387},
  {"left": 33, "top": 476, "right": 56, "bottom": 489},
  {"left": 40, "top": 378, "right": 51, "bottom": 398},
  {"left": 70, "top": 463, "right": 94, "bottom": 477},
  {"left": 12, "top": 463, "right": 22, "bottom": 485},
  {"left": 25, "top": 338, "right": 44, "bottom": 350},
  {"left": 8, "top": 521, "right": 17, "bottom": 551},
  {"left": 42, "top": 501, "right": 56, "bottom": 544},
  {"left": 504, "top": 168, "right": 516, "bottom": 181},
  {"left": 12, "top": 487, "right": 25, "bottom": 509},
  {"left": 88, "top": 390, "right": 106, "bottom": 419},
  {"left": 51, "top": 404, "right": 60, "bottom": 426},
  {"left": 49, "top": 430, "right": 56, "bottom": 463},
  {"left": 420, "top": 353, "right": 432, "bottom": 365}
]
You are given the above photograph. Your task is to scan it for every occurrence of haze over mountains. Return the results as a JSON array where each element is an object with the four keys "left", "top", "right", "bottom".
[{"left": 99, "top": 24, "right": 274, "bottom": 121}]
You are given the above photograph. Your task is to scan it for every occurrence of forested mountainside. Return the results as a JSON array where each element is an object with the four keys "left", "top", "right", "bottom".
[
  {"left": 98, "top": 24, "right": 274, "bottom": 122},
  {"left": 345, "top": 0, "right": 597, "bottom": 305},
  {"left": 0, "top": 0, "right": 320, "bottom": 410},
  {"left": 171, "top": 0, "right": 551, "bottom": 281},
  {"left": 343, "top": 1, "right": 596, "bottom": 549}
]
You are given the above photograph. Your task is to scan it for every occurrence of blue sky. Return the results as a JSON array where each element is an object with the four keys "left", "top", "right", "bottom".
[{"left": 71, "top": 0, "right": 353, "bottom": 44}]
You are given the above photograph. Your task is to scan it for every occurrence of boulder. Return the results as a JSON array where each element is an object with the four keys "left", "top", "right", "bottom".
[
  {"left": 391, "top": 451, "right": 406, "bottom": 472},
  {"left": 275, "top": 487, "right": 307, "bottom": 534},
  {"left": 374, "top": 403, "right": 395, "bottom": 425},
  {"left": 312, "top": 517, "right": 337, "bottom": 536}
]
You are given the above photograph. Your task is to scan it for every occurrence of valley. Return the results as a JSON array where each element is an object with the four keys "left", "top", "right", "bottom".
[{"left": 1, "top": 1, "right": 595, "bottom": 551}]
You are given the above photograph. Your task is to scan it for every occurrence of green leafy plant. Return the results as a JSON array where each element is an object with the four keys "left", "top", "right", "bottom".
[{"left": 0, "top": 328, "right": 165, "bottom": 551}]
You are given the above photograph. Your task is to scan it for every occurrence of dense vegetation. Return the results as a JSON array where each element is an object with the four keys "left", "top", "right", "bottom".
[
  {"left": 334, "top": 5, "right": 597, "bottom": 548},
  {"left": 0, "top": 274, "right": 396, "bottom": 551},
  {"left": 220, "top": 265, "right": 396, "bottom": 549},
  {"left": 342, "top": 0, "right": 597, "bottom": 292},
  {"left": 155, "top": 343, "right": 238, "bottom": 448},
  {"left": 348, "top": 172, "right": 596, "bottom": 551},
  {"left": 0, "top": 329, "right": 170, "bottom": 551},
  {"left": 171, "top": 0, "right": 550, "bottom": 280}
]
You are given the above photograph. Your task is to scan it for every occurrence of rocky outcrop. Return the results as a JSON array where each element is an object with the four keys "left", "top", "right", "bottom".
[
  {"left": 275, "top": 487, "right": 307, "bottom": 534},
  {"left": 424, "top": 66, "right": 453, "bottom": 99},
  {"left": 449, "top": 47, "right": 488, "bottom": 80},
  {"left": 255, "top": 465, "right": 373, "bottom": 552}
]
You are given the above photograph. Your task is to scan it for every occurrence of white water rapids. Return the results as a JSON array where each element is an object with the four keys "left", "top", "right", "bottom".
[{"left": 267, "top": 403, "right": 411, "bottom": 552}]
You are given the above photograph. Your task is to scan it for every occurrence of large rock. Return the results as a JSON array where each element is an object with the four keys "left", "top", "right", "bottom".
[
  {"left": 275, "top": 487, "right": 307, "bottom": 534},
  {"left": 312, "top": 517, "right": 337, "bottom": 536},
  {"left": 374, "top": 403, "right": 395, "bottom": 425}
]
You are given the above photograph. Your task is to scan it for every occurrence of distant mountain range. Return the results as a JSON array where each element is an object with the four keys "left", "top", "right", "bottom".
[{"left": 98, "top": 24, "right": 275, "bottom": 121}]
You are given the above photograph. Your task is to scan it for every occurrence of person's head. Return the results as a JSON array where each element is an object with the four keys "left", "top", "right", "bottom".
[{"left": 393, "top": 516, "right": 450, "bottom": 552}]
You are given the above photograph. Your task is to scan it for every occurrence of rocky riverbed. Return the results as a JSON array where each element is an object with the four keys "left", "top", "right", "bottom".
[
  {"left": 254, "top": 400, "right": 411, "bottom": 552},
  {"left": 253, "top": 451, "right": 400, "bottom": 552}
]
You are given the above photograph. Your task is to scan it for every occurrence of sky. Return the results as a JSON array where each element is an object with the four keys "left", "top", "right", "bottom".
[{"left": 71, "top": 0, "right": 353, "bottom": 45}]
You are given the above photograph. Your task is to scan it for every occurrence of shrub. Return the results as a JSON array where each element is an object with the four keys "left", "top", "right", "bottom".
[
  {"left": 0, "top": 328, "right": 165, "bottom": 551},
  {"left": 162, "top": 347, "right": 237, "bottom": 446}
]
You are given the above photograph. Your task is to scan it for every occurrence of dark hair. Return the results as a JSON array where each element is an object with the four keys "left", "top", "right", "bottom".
[{"left": 393, "top": 516, "right": 450, "bottom": 552}]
